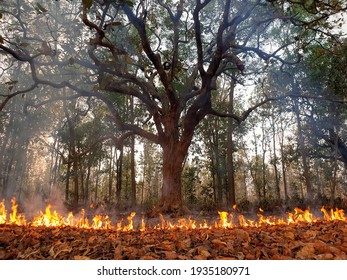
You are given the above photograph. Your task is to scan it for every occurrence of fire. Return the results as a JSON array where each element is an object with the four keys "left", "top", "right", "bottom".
[
  {"left": 8, "top": 198, "right": 26, "bottom": 226},
  {"left": 31, "top": 205, "right": 66, "bottom": 227},
  {"left": 321, "top": 206, "right": 346, "bottom": 221},
  {"left": 0, "top": 199, "right": 6, "bottom": 224},
  {"left": 218, "top": 211, "right": 233, "bottom": 228},
  {"left": 0, "top": 198, "right": 346, "bottom": 232},
  {"left": 123, "top": 212, "right": 136, "bottom": 231}
]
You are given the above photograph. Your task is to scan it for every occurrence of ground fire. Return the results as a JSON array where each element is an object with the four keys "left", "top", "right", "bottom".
[
  {"left": 1, "top": 198, "right": 346, "bottom": 260},
  {"left": 0, "top": 198, "right": 346, "bottom": 230}
]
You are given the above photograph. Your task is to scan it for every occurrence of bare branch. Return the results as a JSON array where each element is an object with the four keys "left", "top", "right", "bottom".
[
  {"left": 122, "top": 3, "right": 178, "bottom": 107},
  {"left": 0, "top": 83, "right": 38, "bottom": 112}
]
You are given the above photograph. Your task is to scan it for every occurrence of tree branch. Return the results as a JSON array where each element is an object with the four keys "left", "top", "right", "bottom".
[{"left": 122, "top": 3, "right": 178, "bottom": 107}]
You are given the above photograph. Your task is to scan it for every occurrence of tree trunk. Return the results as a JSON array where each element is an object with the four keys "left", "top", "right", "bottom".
[
  {"left": 63, "top": 100, "right": 79, "bottom": 208},
  {"left": 65, "top": 161, "right": 71, "bottom": 202},
  {"left": 85, "top": 160, "right": 92, "bottom": 205},
  {"left": 160, "top": 144, "right": 186, "bottom": 213},
  {"left": 293, "top": 100, "right": 313, "bottom": 203},
  {"left": 72, "top": 153, "right": 79, "bottom": 208},
  {"left": 251, "top": 128, "right": 262, "bottom": 201},
  {"left": 271, "top": 114, "right": 281, "bottom": 201},
  {"left": 116, "top": 146, "right": 123, "bottom": 208},
  {"left": 94, "top": 162, "right": 101, "bottom": 203},
  {"left": 49, "top": 137, "right": 60, "bottom": 196},
  {"left": 79, "top": 154, "right": 85, "bottom": 202},
  {"left": 129, "top": 95, "right": 137, "bottom": 207},
  {"left": 226, "top": 82, "right": 236, "bottom": 207},
  {"left": 108, "top": 147, "right": 114, "bottom": 201},
  {"left": 330, "top": 130, "right": 339, "bottom": 205},
  {"left": 208, "top": 119, "right": 223, "bottom": 207},
  {"left": 130, "top": 135, "right": 136, "bottom": 207},
  {"left": 0, "top": 112, "right": 13, "bottom": 197},
  {"left": 261, "top": 122, "right": 267, "bottom": 200},
  {"left": 279, "top": 120, "right": 289, "bottom": 204}
]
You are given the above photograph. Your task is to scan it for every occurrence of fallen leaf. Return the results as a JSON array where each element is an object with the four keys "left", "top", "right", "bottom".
[
  {"left": 196, "top": 246, "right": 211, "bottom": 258},
  {"left": 74, "top": 256, "right": 91, "bottom": 260},
  {"left": 211, "top": 238, "right": 227, "bottom": 249},
  {"left": 296, "top": 244, "right": 315, "bottom": 259},
  {"left": 233, "top": 229, "right": 251, "bottom": 243},
  {"left": 163, "top": 251, "right": 178, "bottom": 259},
  {"left": 283, "top": 231, "right": 295, "bottom": 240},
  {"left": 314, "top": 253, "right": 334, "bottom": 260}
]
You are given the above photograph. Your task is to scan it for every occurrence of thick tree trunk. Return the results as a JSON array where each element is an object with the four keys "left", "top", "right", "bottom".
[{"left": 160, "top": 144, "right": 186, "bottom": 213}]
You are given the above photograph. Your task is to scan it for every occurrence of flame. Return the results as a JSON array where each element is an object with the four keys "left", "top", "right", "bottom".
[
  {"left": 140, "top": 216, "right": 146, "bottom": 232},
  {"left": 31, "top": 204, "right": 66, "bottom": 227},
  {"left": 321, "top": 206, "right": 346, "bottom": 221},
  {"left": 0, "top": 198, "right": 346, "bottom": 232},
  {"left": 0, "top": 199, "right": 7, "bottom": 224},
  {"left": 122, "top": 212, "right": 136, "bottom": 231},
  {"left": 218, "top": 211, "right": 233, "bottom": 228},
  {"left": 9, "top": 198, "right": 26, "bottom": 225}
]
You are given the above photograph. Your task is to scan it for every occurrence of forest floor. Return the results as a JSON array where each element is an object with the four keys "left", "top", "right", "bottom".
[{"left": 0, "top": 219, "right": 346, "bottom": 260}]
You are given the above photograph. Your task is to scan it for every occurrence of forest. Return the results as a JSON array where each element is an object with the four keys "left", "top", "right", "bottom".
[{"left": 1, "top": 0, "right": 347, "bottom": 217}]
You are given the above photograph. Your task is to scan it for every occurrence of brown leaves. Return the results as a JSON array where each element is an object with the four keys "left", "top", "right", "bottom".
[{"left": 0, "top": 220, "right": 346, "bottom": 260}]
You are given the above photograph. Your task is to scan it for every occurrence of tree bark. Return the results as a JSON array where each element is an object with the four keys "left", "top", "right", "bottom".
[
  {"left": 293, "top": 99, "right": 313, "bottom": 203},
  {"left": 85, "top": 159, "right": 92, "bottom": 205},
  {"left": 160, "top": 143, "right": 186, "bottom": 213},
  {"left": 0, "top": 113, "right": 13, "bottom": 198},
  {"left": 279, "top": 120, "right": 289, "bottom": 204},
  {"left": 271, "top": 113, "right": 281, "bottom": 201},
  {"left": 116, "top": 146, "right": 123, "bottom": 208},
  {"left": 330, "top": 130, "right": 339, "bottom": 205},
  {"left": 94, "top": 162, "right": 101, "bottom": 204},
  {"left": 65, "top": 161, "right": 71, "bottom": 202},
  {"left": 63, "top": 101, "right": 79, "bottom": 208},
  {"left": 108, "top": 147, "right": 114, "bottom": 201},
  {"left": 130, "top": 96, "right": 137, "bottom": 207},
  {"left": 226, "top": 82, "right": 236, "bottom": 207}
]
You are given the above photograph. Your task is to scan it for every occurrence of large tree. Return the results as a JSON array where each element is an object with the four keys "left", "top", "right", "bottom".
[{"left": 1, "top": 0, "right": 346, "bottom": 212}]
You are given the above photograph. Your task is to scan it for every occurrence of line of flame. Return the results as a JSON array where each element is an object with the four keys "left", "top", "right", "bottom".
[{"left": 0, "top": 199, "right": 346, "bottom": 231}]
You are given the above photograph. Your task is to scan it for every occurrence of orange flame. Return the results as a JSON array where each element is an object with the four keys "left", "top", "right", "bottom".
[
  {"left": 9, "top": 198, "right": 26, "bottom": 225},
  {"left": 321, "top": 206, "right": 346, "bottom": 221},
  {"left": 218, "top": 211, "right": 233, "bottom": 228},
  {"left": 0, "top": 198, "right": 346, "bottom": 231},
  {"left": 0, "top": 199, "right": 7, "bottom": 224}
]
